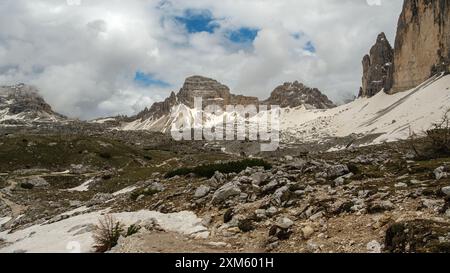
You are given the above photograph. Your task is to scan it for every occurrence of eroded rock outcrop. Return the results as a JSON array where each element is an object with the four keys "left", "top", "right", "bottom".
[
  {"left": 0, "top": 83, "right": 66, "bottom": 123},
  {"left": 389, "top": 0, "right": 450, "bottom": 93},
  {"left": 359, "top": 33, "right": 394, "bottom": 98},
  {"left": 264, "top": 81, "right": 336, "bottom": 109}
]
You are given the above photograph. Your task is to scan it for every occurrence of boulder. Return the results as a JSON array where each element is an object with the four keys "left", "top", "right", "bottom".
[
  {"left": 20, "top": 177, "right": 49, "bottom": 189},
  {"left": 435, "top": 167, "right": 448, "bottom": 181},
  {"left": 194, "top": 185, "right": 211, "bottom": 199},
  {"left": 326, "top": 164, "right": 349, "bottom": 179},
  {"left": 212, "top": 182, "right": 241, "bottom": 204}
]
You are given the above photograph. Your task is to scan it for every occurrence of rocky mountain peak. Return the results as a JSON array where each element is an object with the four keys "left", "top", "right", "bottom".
[
  {"left": 359, "top": 32, "right": 394, "bottom": 98},
  {"left": 0, "top": 84, "right": 65, "bottom": 123},
  {"left": 264, "top": 81, "right": 336, "bottom": 109},
  {"left": 177, "top": 75, "right": 233, "bottom": 108}
]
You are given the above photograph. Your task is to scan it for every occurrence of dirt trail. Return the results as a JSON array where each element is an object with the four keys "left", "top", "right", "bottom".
[{"left": 0, "top": 192, "right": 27, "bottom": 220}]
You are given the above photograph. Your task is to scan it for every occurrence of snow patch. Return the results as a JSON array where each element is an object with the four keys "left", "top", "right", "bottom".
[
  {"left": 0, "top": 217, "right": 11, "bottom": 227},
  {"left": 67, "top": 178, "right": 95, "bottom": 192},
  {"left": 0, "top": 210, "right": 207, "bottom": 253},
  {"left": 113, "top": 186, "right": 137, "bottom": 196}
]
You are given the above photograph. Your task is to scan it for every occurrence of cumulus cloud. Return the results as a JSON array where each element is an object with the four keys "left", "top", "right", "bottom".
[{"left": 0, "top": 0, "right": 404, "bottom": 119}]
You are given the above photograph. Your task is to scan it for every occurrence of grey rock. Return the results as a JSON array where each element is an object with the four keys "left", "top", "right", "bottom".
[
  {"left": 265, "top": 207, "right": 278, "bottom": 217},
  {"left": 249, "top": 172, "right": 268, "bottom": 186},
  {"left": 367, "top": 240, "right": 382, "bottom": 253},
  {"left": 442, "top": 186, "right": 450, "bottom": 197},
  {"left": 434, "top": 167, "right": 448, "bottom": 181},
  {"left": 272, "top": 186, "right": 291, "bottom": 206},
  {"left": 368, "top": 200, "right": 394, "bottom": 214},
  {"left": 212, "top": 182, "right": 241, "bottom": 204},
  {"left": 148, "top": 182, "right": 165, "bottom": 192},
  {"left": 276, "top": 217, "right": 294, "bottom": 229},
  {"left": 194, "top": 185, "right": 211, "bottom": 199},
  {"left": 326, "top": 164, "right": 349, "bottom": 179},
  {"left": 20, "top": 177, "right": 49, "bottom": 189}
]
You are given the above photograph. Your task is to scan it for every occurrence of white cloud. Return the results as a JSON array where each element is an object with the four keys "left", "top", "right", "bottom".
[{"left": 0, "top": 0, "right": 404, "bottom": 119}]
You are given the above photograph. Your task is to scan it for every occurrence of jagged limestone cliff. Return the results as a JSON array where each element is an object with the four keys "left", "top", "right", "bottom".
[{"left": 389, "top": 0, "right": 450, "bottom": 93}]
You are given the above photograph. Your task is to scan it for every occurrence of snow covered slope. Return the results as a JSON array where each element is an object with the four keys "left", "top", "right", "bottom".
[
  {"left": 0, "top": 209, "right": 207, "bottom": 253},
  {"left": 281, "top": 73, "right": 450, "bottom": 145}
]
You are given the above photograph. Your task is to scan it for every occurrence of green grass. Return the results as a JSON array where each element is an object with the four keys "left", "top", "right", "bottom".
[
  {"left": 165, "top": 158, "right": 272, "bottom": 179},
  {"left": 0, "top": 134, "right": 172, "bottom": 173}
]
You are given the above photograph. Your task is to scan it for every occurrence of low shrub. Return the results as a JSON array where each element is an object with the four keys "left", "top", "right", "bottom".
[
  {"left": 409, "top": 109, "right": 450, "bottom": 159},
  {"left": 93, "top": 215, "right": 124, "bottom": 253},
  {"left": 125, "top": 224, "right": 141, "bottom": 237},
  {"left": 98, "top": 151, "right": 112, "bottom": 159}
]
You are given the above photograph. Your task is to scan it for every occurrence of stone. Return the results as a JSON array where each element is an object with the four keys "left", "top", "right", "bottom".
[
  {"left": 301, "top": 226, "right": 315, "bottom": 240},
  {"left": 269, "top": 225, "right": 293, "bottom": 241},
  {"left": 326, "top": 164, "right": 349, "bottom": 179},
  {"left": 212, "top": 182, "right": 241, "bottom": 204},
  {"left": 442, "top": 186, "right": 450, "bottom": 197},
  {"left": 255, "top": 209, "right": 267, "bottom": 219},
  {"left": 395, "top": 182, "right": 408, "bottom": 188},
  {"left": 20, "top": 177, "right": 49, "bottom": 189},
  {"left": 272, "top": 186, "right": 291, "bottom": 206},
  {"left": 276, "top": 217, "right": 294, "bottom": 229},
  {"left": 334, "top": 177, "right": 345, "bottom": 186},
  {"left": 366, "top": 240, "right": 382, "bottom": 253},
  {"left": 249, "top": 172, "right": 268, "bottom": 186},
  {"left": 148, "top": 182, "right": 165, "bottom": 192},
  {"left": 194, "top": 185, "right": 210, "bottom": 199},
  {"left": 265, "top": 207, "right": 278, "bottom": 217},
  {"left": 368, "top": 200, "right": 394, "bottom": 214},
  {"left": 434, "top": 167, "right": 448, "bottom": 180}
]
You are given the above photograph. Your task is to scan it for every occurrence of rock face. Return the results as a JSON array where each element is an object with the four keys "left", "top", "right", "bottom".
[
  {"left": 0, "top": 83, "right": 66, "bottom": 124},
  {"left": 178, "top": 76, "right": 259, "bottom": 108},
  {"left": 130, "top": 76, "right": 259, "bottom": 122},
  {"left": 389, "top": 0, "right": 450, "bottom": 93},
  {"left": 264, "top": 81, "right": 336, "bottom": 109},
  {"left": 359, "top": 33, "right": 394, "bottom": 98}
]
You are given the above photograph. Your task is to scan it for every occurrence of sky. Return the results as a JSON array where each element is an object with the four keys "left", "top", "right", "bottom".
[{"left": 0, "top": 0, "right": 404, "bottom": 120}]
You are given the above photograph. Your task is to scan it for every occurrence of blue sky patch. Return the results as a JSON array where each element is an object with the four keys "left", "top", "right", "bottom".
[
  {"left": 292, "top": 32, "right": 303, "bottom": 40},
  {"left": 226, "top": 27, "right": 259, "bottom": 43},
  {"left": 134, "top": 71, "right": 170, "bottom": 87},
  {"left": 175, "top": 9, "right": 219, "bottom": 34},
  {"left": 304, "top": 41, "right": 316, "bottom": 53}
]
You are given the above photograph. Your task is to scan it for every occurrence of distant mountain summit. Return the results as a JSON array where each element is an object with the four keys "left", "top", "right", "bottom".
[{"left": 0, "top": 84, "right": 66, "bottom": 125}]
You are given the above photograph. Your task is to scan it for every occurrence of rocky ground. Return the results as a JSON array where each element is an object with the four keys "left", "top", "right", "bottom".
[{"left": 0, "top": 125, "right": 449, "bottom": 253}]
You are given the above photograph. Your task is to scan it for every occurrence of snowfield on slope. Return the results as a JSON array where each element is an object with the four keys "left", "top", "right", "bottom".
[
  {"left": 282, "top": 73, "right": 450, "bottom": 144},
  {"left": 0, "top": 210, "right": 208, "bottom": 253}
]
